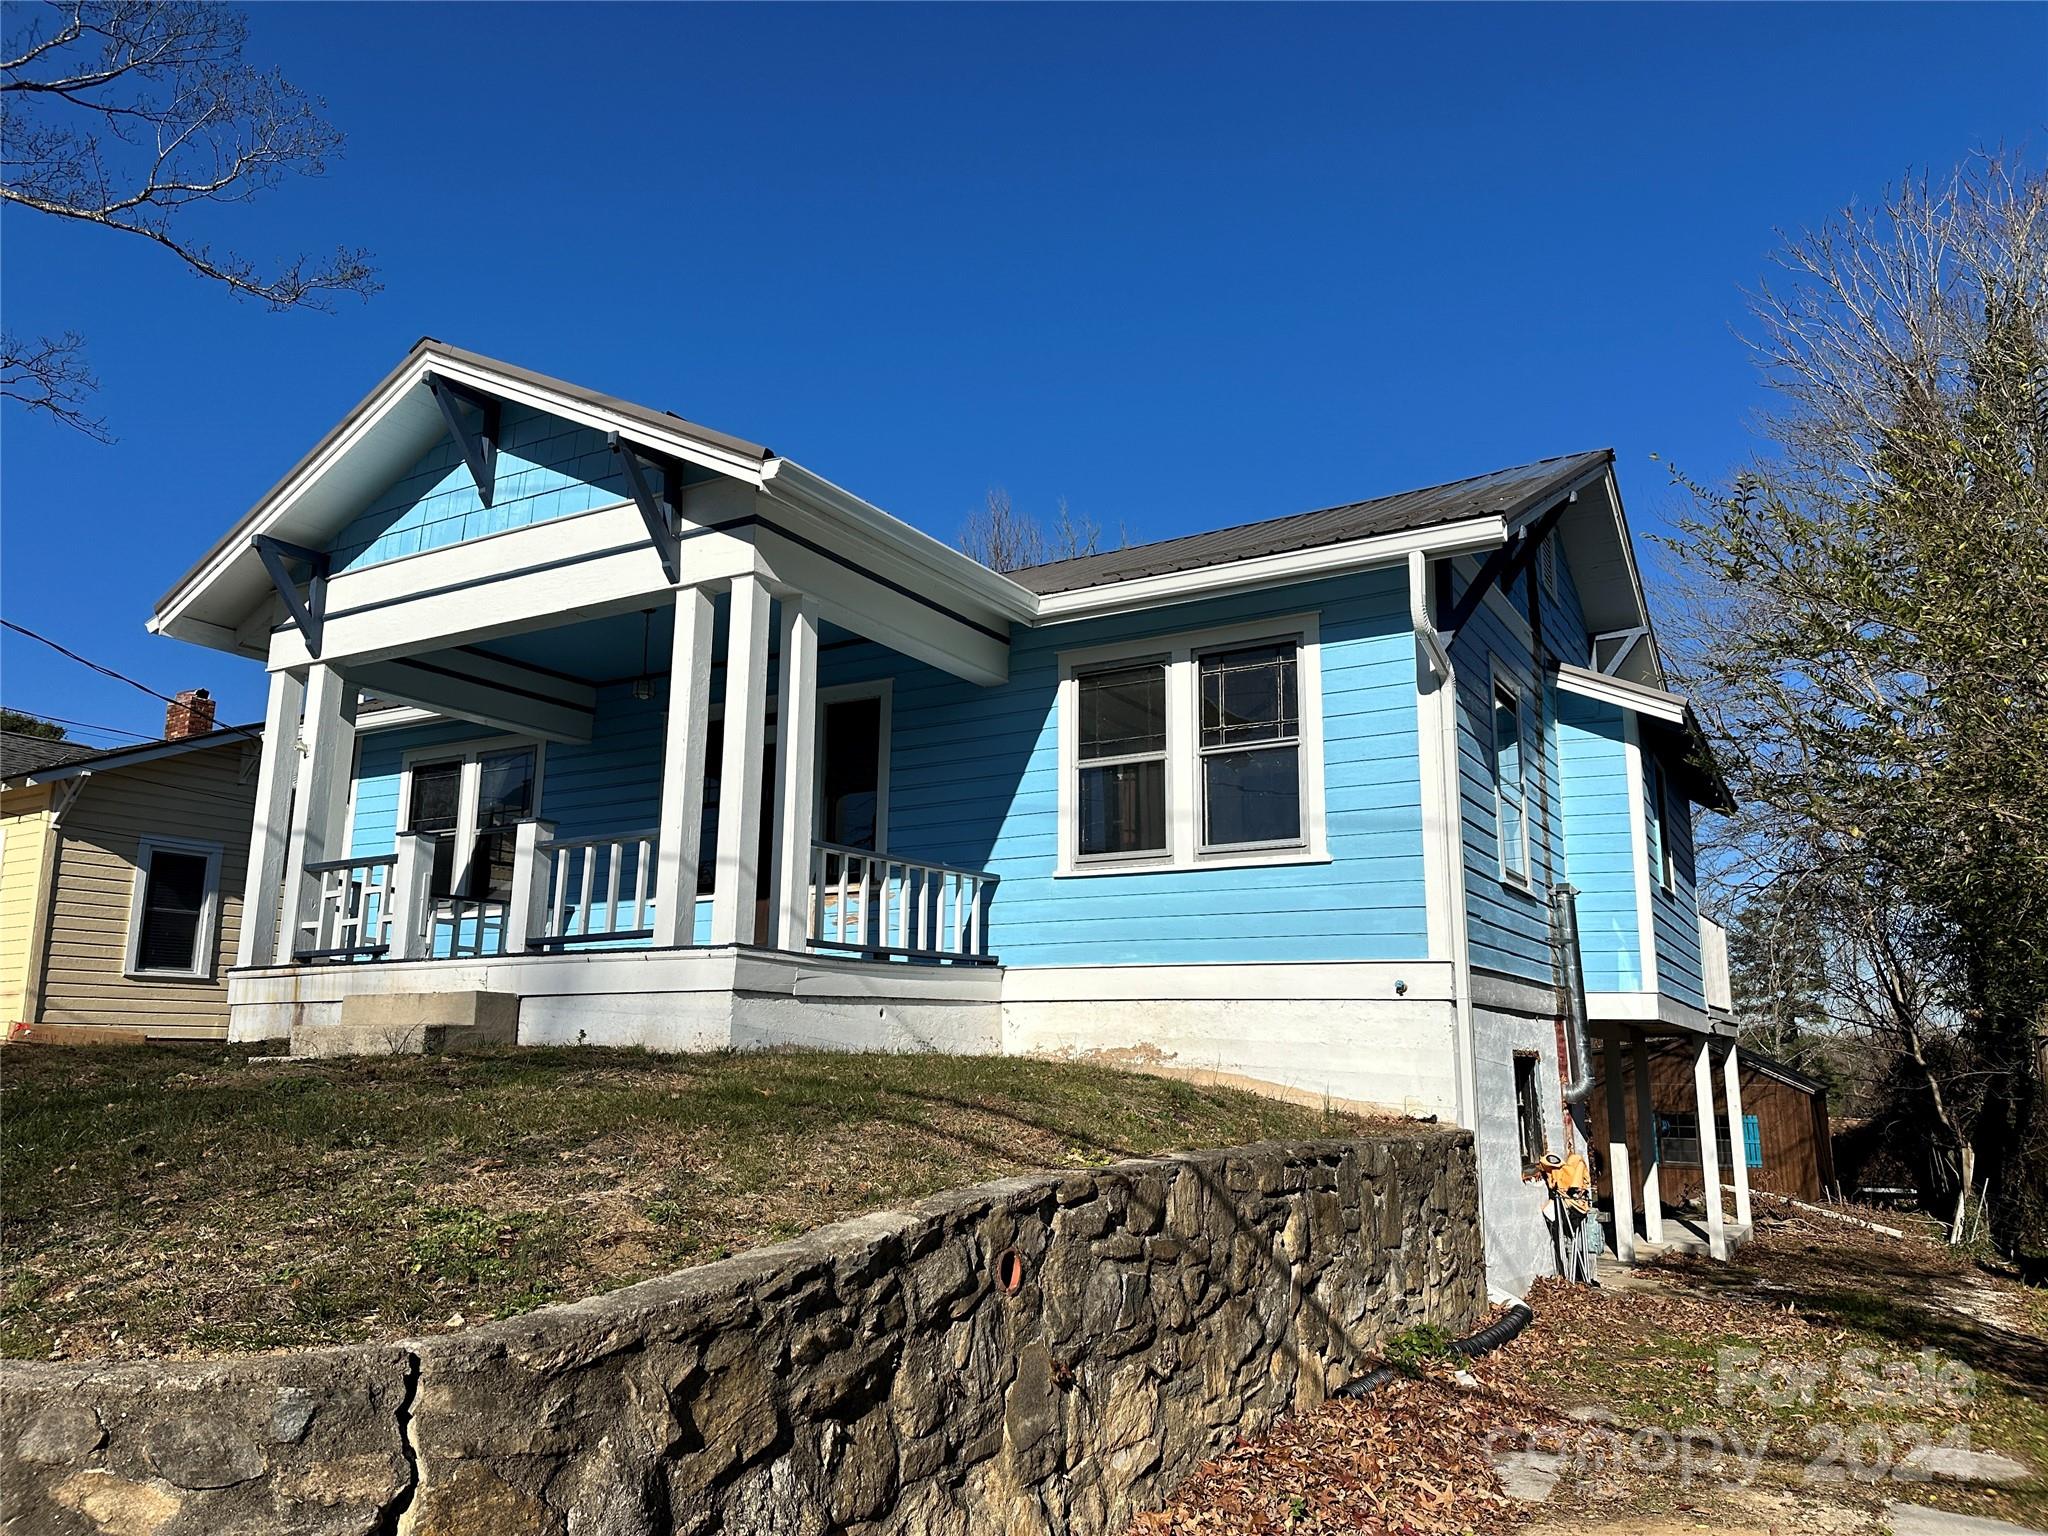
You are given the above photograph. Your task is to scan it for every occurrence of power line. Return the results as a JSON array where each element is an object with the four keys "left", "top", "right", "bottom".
[
  {"left": 0, "top": 711, "right": 159, "bottom": 743},
  {"left": 0, "top": 620, "right": 262, "bottom": 745}
]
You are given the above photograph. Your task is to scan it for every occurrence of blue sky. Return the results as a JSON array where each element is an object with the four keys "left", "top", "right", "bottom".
[{"left": 2, "top": 2, "right": 2041, "bottom": 742}]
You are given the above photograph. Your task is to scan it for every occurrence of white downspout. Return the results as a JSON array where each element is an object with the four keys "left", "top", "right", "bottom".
[{"left": 1410, "top": 549, "right": 1479, "bottom": 1134}]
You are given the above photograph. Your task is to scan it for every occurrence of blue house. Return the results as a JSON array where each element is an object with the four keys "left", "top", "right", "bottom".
[{"left": 154, "top": 341, "right": 1744, "bottom": 1290}]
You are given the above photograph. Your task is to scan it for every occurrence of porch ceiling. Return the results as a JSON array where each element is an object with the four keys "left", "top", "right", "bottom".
[{"left": 465, "top": 606, "right": 864, "bottom": 688}]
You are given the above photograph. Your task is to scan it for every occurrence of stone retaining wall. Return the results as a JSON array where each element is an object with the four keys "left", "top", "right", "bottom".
[{"left": 1, "top": 1131, "right": 1481, "bottom": 1535}]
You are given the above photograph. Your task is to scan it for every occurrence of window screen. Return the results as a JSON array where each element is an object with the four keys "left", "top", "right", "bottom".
[
  {"left": 1076, "top": 663, "right": 1168, "bottom": 858},
  {"left": 1199, "top": 641, "right": 1301, "bottom": 849},
  {"left": 471, "top": 747, "right": 536, "bottom": 901},
  {"left": 135, "top": 848, "right": 209, "bottom": 973},
  {"left": 821, "top": 696, "right": 883, "bottom": 850},
  {"left": 407, "top": 759, "right": 463, "bottom": 899}
]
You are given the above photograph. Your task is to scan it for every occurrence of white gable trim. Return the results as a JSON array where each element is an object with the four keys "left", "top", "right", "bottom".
[{"left": 1553, "top": 663, "right": 1687, "bottom": 725}]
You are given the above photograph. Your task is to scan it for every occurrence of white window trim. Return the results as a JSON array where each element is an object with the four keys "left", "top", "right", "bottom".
[
  {"left": 124, "top": 835, "right": 225, "bottom": 980},
  {"left": 1489, "top": 659, "right": 1534, "bottom": 893},
  {"left": 396, "top": 734, "right": 547, "bottom": 898},
  {"left": 1056, "top": 613, "right": 1328, "bottom": 877},
  {"left": 817, "top": 678, "right": 892, "bottom": 856}
]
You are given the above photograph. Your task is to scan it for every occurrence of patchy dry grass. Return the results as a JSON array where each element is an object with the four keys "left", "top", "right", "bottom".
[
  {"left": 1141, "top": 1197, "right": 2047, "bottom": 1534},
  {"left": 1475, "top": 1203, "right": 2048, "bottom": 1531},
  {"left": 1, "top": 1042, "right": 1362, "bottom": 1361}
]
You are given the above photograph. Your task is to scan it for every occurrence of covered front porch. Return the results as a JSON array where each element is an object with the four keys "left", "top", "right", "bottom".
[{"left": 223, "top": 415, "right": 1029, "bottom": 1049}]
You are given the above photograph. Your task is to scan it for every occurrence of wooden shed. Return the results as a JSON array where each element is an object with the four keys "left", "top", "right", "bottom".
[{"left": 1588, "top": 1040, "right": 1836, "bottom": 1204}]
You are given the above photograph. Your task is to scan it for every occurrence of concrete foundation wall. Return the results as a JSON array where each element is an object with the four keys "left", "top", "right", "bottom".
[
  {"left": 1001, "top": 962, "right": 1461, "bottom": 1122},
  {"left": 0, "top": 1133, "right": 1481, "bottom": 1536},
  {"left": 1468, "top": 982, "right": 1570, "bottom": 1296}
]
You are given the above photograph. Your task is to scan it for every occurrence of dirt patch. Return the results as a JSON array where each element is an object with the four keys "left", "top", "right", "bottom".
[{"left": 1144, "top": 1198, "right": 2047, "bottom": 1533}]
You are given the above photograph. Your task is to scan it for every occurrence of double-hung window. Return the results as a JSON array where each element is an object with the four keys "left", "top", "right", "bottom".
[
  {"left": 1076, "top": 661, "right": 1170, "bottom": 860},
  {"left": 1061, "top": 617, "right": 1325, "bottom": 874},
  {"left": 125, "top": 837, "right": 222, "bottom": 978},
  {"left": 1492, "top": 678, "right": 1531, "bottom": 886},
  {"left": 1198, "top": 641, "right": 1302, "bottom": 850}
]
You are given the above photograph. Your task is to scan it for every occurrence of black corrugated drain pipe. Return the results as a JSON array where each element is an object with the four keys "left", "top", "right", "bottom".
[{"left": 1335, "top": 1301, "right": 1536, "bottom": 1398}]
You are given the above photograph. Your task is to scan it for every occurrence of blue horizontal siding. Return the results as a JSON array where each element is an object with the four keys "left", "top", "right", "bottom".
[
  {"left": 340, "top": 570, "right": 1430, "bottom": 967},
  {"left": 1449, "top": 583, "right": 1554, "bottom": 984},
  {"left": 1556, "top": 693, "right": 1641, "bottom": 992},
  {"left": 820, "top": 570, "right": 1429, "bottom": 967},
  {"left": 1648, "top": 746, "right": 1706, "bottom": 1009},
  {"left": 328, "top": 402, "right": 631, "bottom": 573}
]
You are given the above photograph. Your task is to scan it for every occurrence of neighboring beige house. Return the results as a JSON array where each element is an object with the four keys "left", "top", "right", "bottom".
[{"left": 0, "top": 692, "right": 259, "bottom": 1039}]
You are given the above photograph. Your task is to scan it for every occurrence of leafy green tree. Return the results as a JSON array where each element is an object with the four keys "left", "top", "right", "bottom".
[{"left": 0, "top": 709, "right": 65, "bottom": 740}]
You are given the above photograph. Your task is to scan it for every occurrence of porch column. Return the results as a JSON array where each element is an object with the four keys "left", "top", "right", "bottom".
[
  {"left": 1633, "top": 1028, "right": 1664, "bottom": 1243},
  {"left": 1603, "top": 1026, "right": 1637, "bottom": 1263},
  {"left": 235, "top": 667, "right": 306, "bottom": 968},
  {"left": 277, "top": 664, "right": 357, "bottom": 963},
  {"left": 1692, "top": 1032, "right": 1729, "bottom": 1260},
  {"left": 1722, "top": 1039, "right": 1754, "bottom": 1231},
  {"left": 711, "top": 573, "right": 773, "bottom": 945},
  {"left": 768, "top": 595, "right": 820, "bottom": 952},
  {"left": 652, "top": 586, "right": 715, "bottom": 948}
]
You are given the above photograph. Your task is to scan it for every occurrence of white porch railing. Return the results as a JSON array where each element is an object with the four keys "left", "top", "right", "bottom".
[
  {"left": 296, "top": 855, "right": 398, "bottom": 960},
  {"left": 294, "top": 834, "right": 437, "bottom": 962},
  {"left": 293, "top": 825, "right": 997, "bottom": 966},
  {"left": 807, "top": 839, "right": 998, "bottom": 965},
  {"left": 510, "top": 822, "right": 659, "bottom": 951}
]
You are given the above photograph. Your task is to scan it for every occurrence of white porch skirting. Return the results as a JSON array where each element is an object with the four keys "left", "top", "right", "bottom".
[{"left": 227, "top": 947, "right": 1006, "bottom": 1056}]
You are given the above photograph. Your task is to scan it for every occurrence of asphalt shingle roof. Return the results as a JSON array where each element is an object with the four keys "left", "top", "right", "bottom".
[
  {"left": 0, "top": 731, "right": 100, "bottom": 780},
  {"left": 1005, "top": 448, "right": 1613, "bottom": 596}
]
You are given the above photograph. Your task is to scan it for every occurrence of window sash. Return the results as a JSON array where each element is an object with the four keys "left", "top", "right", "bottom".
[
  {"left": 126, "top": 839, "right": 218, "bottom": 978},
  {"left": 1075, "top": 662, "right": 1171, "bottom": 862},
  {"left": 1493, "top": 680, "right": 1531, "bottom": 885},
  {"left": 135, "top": 850, "right": 208, "bottom": 973}
]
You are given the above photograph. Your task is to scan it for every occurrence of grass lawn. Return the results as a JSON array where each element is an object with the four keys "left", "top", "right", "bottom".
[{"left": 0, "top": 1042, "right": 1360, "bottom": 1362}]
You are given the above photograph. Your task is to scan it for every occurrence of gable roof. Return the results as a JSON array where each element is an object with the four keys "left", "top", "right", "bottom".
[
  {"left": 2, "top": 724, "right": 258, "bottom": 788},
  {"left": 0, "top": 731, "right": 99, "bottom": 780},
  {"left": 1008, "top": 450, "right": 1614, "bottom": 596}
]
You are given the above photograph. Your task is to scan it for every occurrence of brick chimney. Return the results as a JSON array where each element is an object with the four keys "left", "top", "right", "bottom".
[{"left": 164, "top": 688, "right": 216, "bottom": 740}]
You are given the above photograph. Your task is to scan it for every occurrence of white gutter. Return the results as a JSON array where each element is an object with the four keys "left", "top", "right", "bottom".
[
  {"left": 1409, "top": 549, "right": 1480, "bottom": 1135},
  {"left": 1033, "top": 514, "right": 1507, "bottom": 625}
]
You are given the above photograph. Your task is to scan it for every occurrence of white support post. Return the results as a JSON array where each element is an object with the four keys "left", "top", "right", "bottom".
[
  {"left": 504, "top": 820, "right": 557, "bottom": 956},
  {"left": 236, "top": 668, "right": 306, "bottom": 968},
  {"left": 768, "top": 595, "right": 820, "bottom": 953},
  {"left": 1633, "top": 1028, "right": 1664, "bottom": 1244},
  {"left": 712, "top": 574, "right": 772, "bottom": 946},
  {"left": 1693, "top": 1032, "right": 1729, "bottom": 1260},
  {"left": 1603, "top": 1026, "right": 1637, "bottom": 1263},
  {"left": 653, "top": 586, "right": 715, "bottom": 948},
  {"left": 277, "top": 664, "right": 357, "bottom": 962},
  {"left": 389, "top": 832, "right": 438, "bottom": 961},
  {"left": 1722, "top": 1039, "right": 1754, "bottom": 1233}
]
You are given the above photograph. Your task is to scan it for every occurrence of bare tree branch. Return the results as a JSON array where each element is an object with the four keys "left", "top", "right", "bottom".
[
  {"left": 0, "top": 329, "right": 110, "bottom": 441},
  {"left": 1, "top": 1, "right": 379, "bottom": 435}
]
